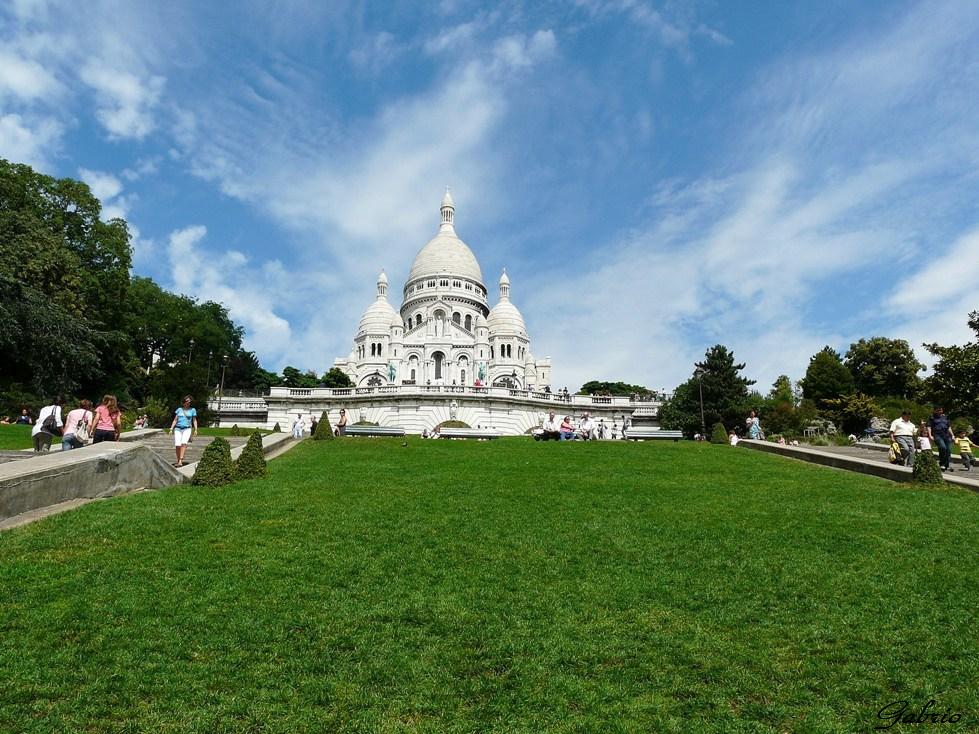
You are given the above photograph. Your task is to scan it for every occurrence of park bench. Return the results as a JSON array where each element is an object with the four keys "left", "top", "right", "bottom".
[
  {"left": 625, "top": 428, "right": 683, "bottom": 441},
  {"left": 344, "top": 425, "right": 406, "bottom": 438},
  {"left": 438, "top": 428, "right": 502, "bottom": 440}
]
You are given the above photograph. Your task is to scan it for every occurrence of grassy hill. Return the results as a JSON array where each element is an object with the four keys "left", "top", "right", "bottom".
[{"left": 1, "top": 438, "right": 976, "bottom": 732}]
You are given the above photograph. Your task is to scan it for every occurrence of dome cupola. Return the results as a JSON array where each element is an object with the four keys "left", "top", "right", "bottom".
[
  {"left": 357, "top": 269, "right": 399, "bottom": 335},
  {"left": 487, "top": 268, "right": 527, "bottom": 336}
]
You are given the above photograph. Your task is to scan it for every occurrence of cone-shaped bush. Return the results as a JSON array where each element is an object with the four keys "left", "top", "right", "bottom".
[
  {"left": 313, "top": 411, "right": 334, "bottom": 440},
  {"left": 229, "top": 424, "right": 242, "bottom": 437},
  {"left": 235, "top": 431, "right": 267, "bottom": 480},
  {"left": 272, "top": 422, "right": 281, "bottom": 433},
  {"left": 912, "top": 449, "right": 945, "bottom": 486},
  {"left": 710, "top": 422, "right": 729, "bottom": 445},
  {"left": 192, "top": 437, "right": 234, "bottom": 486}
]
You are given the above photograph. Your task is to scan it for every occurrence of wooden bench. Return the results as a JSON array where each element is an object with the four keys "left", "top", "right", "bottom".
[
  {"left": 438, "top": 428, "right": 502, "bottom": 440},
  {"left": 625, "top": 428, "right": 683, "bottom": 441},
  {"left": 344, "top": 425, "right": 406, "bottom": 437}
]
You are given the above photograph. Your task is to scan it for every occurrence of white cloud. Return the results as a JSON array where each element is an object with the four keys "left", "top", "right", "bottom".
[
  {"left": 79, "top": 64, "right": 164, "bottom": 140},
  {"left": 0, "top": 113, "right": 62, "bottom": 168},
  {"left": 348, "top": 31, "right": 404, "bottom": 75},
  {"left": 78, "top": 167, "right": 123, "bottom": 202},
  {"left": 0, "top": 50, "right": 61, "bottom": 101}
]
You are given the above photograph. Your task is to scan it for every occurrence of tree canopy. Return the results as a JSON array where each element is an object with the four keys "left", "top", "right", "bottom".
[
  {"left": 577, "top": 380, "right": 654, "bottom": 397},
  {"left": 844, "top": 337, "right": 923, "bottom": 399},
  {"left": 799, "top": 347, "right": 855, "bottom": 407},
  {"left": 922, "top": 311, "right": 979, "bottom": 418},
  {"left": 659, "top": 345, "right": 755, "bottom": 436}
]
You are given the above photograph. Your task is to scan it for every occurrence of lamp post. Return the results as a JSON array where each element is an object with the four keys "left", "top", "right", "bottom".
[
  {"left": 694, "top": 367, "right": 706, "bottom": 437},
  {"left": 188, "top": 338, "right": 195, "bottom": 363},
  {"left": 206, "top": 351, "right": 214, "bottom": 389},
  {"left": 216, "top": 354, "right": 229, "bottom": 427}
]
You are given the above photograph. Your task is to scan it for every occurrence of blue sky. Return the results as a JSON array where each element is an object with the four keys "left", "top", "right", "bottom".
[{"left": 3, "top": 0, "right": 978, "bottom": 392}]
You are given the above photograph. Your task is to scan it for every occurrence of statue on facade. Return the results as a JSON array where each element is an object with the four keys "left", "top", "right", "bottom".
[
  {"left": 478, "top": 361, "right": 487, "bottom": 381},
  {"left": 450, "top": 400, "right": 458, "bottom": 420},
  {"left": 388, "top": 362, "right": 396, "bottom": 383}
]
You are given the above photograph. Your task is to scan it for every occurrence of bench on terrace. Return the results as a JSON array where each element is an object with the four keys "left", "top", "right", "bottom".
[
  {"left": 625, "top": 428, "right": 683, "bottom": 441},
  {"left": 344, "top": 425, "right": 406, "bottom": 438},
  {"left": 438, "top": 428, "right": 503, "bottom": 440}
]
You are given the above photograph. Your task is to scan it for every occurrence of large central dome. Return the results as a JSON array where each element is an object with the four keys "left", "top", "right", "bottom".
[{"left": 406, "top": 190, "right": 484, "bottom": 285}]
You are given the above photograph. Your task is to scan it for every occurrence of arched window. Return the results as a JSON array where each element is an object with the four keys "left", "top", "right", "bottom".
[
  {"left": 490, "top": 346, "right": 494, "bottom": 359},
  {"left": 370, "top": 343, "right": 375, "bottom": 357},
  {"left": 378, "top": 343, "right": 383, "bottom": 357},
  {"left": 410, "top": 369, "right": 416, "bottom": 381},
  {"left": 461, "top": 370, "right": 466, "bottom": 384},
  {"left": 416, "top": 314, "right": 422, "bottom": 327},
  {"left": 433, "top": 351, "right": 444, "bottom": 380},
  {"left": 464, "top": 314, "right": 472, "bottom": 331},
  {"left": 452, "top": 312, "right": 461, "bottom": 325}
]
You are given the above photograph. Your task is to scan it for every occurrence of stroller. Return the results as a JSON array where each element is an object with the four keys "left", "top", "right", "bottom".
[{"left": 888, "top": 439, "right": 912, "bottom": 466}]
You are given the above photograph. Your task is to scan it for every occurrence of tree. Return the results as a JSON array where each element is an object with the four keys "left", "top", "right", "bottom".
[
  {"left": 710, "top": 422, "right": 728, "bottom": 444},
  {"left": 822, "top": 393, "right": 881, "bottom": 435},
  {"left": 234, "top": 431, "right": 267, "bottom": 479},
  {"left": 321, "top": 367, "right": 354, "bottom": 388},
  {"left": 768, "top": 375, "right": 795, "bottom": 405},
  {"left": 922, "top": 311, "right": 979, "bottom": 419},
  {"left": 192, "top": 437, "right": 235, "bottom": 486},
  {"left": 313, "top": 411, "right": 334, "bottom": 440},
  {"left": 799, "top": 347, "right": 855, "bottom": 407},
  {"left": 577, "top": 380, "right": 654, "bottom": 397},
  {"left": 282, "top": 366, "right": 319, "bottom": 388},
  {"left": 660, "top": 345, "right": 755, "bottom": 437},
  {"left": 844, "top": 337, "right": 923, "bottom": 399}
]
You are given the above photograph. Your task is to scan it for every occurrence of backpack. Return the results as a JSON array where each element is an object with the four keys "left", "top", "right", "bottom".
[{"left": 888, "top": 441, "right": 902, "bottom": 464}]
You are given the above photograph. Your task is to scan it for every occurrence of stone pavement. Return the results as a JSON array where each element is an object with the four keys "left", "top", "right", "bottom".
[{"left": 138, "top": 432, "right": 251, "bottom": 467}]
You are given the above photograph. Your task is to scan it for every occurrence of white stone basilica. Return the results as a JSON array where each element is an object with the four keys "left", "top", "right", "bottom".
[{"left": 332, "top": 191, "right": 552, "bottom": 390}]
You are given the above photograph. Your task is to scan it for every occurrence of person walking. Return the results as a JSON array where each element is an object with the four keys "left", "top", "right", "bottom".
[
  {"left": 168, "top": 396, "right": 198, "bottom": 467},
  {"left": 954, "top": 430, "right": 976, "bottom": 471},
  {"left": 90, "top": 395, "right": 122, "bottom": 444},
  {"left": 31, "top": 397, "right": 65, "bottom": 453},
  {"left": 889, "top": 410, "right": 917, "bottom": 467},
  {"left": 927, "top": 406, "right": 955, "bottom": 472},
  {"left": 62, "top": 399, "right": 93, "bottom": 450},
  {"left": 917, "top": 420, "right": 932, "bottom": 452},
  {"left": 746, "top": 410, "right": 762, "bottom": 440}
]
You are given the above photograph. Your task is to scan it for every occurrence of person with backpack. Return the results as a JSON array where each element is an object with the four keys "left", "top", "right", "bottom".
[
  {"left": 62, "top": 399, "right": 93, "bottom": 450},
  {"left": 31, "top": 397, "right": 65, "bottom": 453},
  {"left": 89, "top": 395, "right": 122, "bottom": 444}
]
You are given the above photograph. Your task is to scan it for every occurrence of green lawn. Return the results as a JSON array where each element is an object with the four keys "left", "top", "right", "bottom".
[
  {"left": 1, "top": 439, "right": 976, "bottom": 733},
  {"left": 0, "top": 423, "right": 32, "bottom": 449}
]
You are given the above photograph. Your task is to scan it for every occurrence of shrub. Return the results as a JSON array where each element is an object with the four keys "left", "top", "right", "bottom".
[
  {"left": 229, "top": 423, "right": 242, "bottom": 437},
  {"left": 808, "top": 435, "right": 831, "bottom": 447},
  {"left": 271, "top": 422, "right": 281, "bottom": 433},
  {"left": 136, "top": 397, "right": 170, "bottom": 428},
  {"left": 912, "top": 449, "right": 945, "bottom": 486},
  {"left": 235, "top": 431, "right": 267, "bottom": 480},
  {"left": 313, "top": 411, "right": 334, "bottom": 440},
  {"left": 710, "top": 422, "right": 728, "bottom": 444},
  {"left": 192, "top": 437, "right": 234, "bottom": 487},
  {"left": 436, "top": 420, "right": 470, "bottom": 429}
]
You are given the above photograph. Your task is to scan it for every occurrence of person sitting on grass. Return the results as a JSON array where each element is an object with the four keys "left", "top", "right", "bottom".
[
  {"left": 728, "top": 431, "right": 739, "bottom": 446},
  {"left": 559, "top": 416, "right": 575, "bottom": 441},
  {"left": 579, "top": 413, "right": 595, "bottom": 440},
  {"left": 16, "top": 409, "right": 31, "bottom": 425},
  {"left": 168, "top": 395, "right": 198, "bottom": 467},
  {"left": 541, "top": 411, "right": 560, "bottom": 441},
  {"left": 0, "top": 416, "right": 9, "bottom": 424},
  {"left": 954, "top": 430, "right": 977, "bottom": 471}
]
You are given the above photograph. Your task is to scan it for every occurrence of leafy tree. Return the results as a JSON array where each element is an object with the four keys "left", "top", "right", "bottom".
[
  {"left": 799, "top": 347, "right": 855, "bottom": 407},
  {"left": 321, "top": 367, "right": 354, "bottom": 388},
  {"left": 822, "top": 393, "right": 881, "bottom": 435},
  {"left": 282, "top": 366, "right": 319, "bottom": 388},
  {"left": 844, "top": 337, "right": 923, "bottom": 399},
  {"left": 922, "top": 310, "right": 979, "bottom": 419},
  {"left": 577, "top": 380, "right": 654, "bottom": 397},
  {"left": 660, "top": 345, "right": 755, "bottom": 437},
  {"left": 769, "top": 375, "right": 795, "bottom": 404}
]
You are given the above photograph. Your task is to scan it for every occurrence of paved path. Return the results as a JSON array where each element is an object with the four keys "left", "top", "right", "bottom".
[{"left": 140, "top": 433, "right": 251, "bottom": 467}]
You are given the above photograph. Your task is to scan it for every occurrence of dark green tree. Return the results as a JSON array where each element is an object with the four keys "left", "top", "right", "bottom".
[
  {"left": 192, "top": 437, "right": 235, "bottom": 487},
  {"left": 577, "top": 380, "right": 654, "bottom": 397},
  {"left": 922, "top": 311, "right": 979, "bottom": 419},
  {"left": 844, "top": 337, "right": 923, "bottom": 399},
  {"left": 822, "top": 393, "right": 881, "bottom": 435},
  {"left": 321, "top": 367, "right": 354, "bottom": 388},
  {"left": 282, "top": 366, "right": 319, "bottom": 388},
  {"left": 799, "top": 347, "right": 855, "bottom": 407},
  {"left": 234, "top": 431, "right": 267, "bottom": 479},
  {"left": 710, "top": 422, "right": 729, "bottom": 444},
  {"left": 313, "top": 411, "right": 334, "bottom": 440},
  {"left": 660, "top": 345, "right": 755, "bottom": 437}
]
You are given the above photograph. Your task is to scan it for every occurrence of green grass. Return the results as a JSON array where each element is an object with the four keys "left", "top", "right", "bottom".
[
  {"left": 1, "top": 439, "right": 977, "bottom": 733},
  {"left": 0, "top": 423, "right": 32, "bottom": 449},
  {"left": 197, "top": 426, "right": 271, "bottom": 437}
]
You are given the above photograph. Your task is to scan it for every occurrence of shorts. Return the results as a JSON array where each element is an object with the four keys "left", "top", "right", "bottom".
[{"left": 173, "top": 427, "right": 192, "bottom": 446}]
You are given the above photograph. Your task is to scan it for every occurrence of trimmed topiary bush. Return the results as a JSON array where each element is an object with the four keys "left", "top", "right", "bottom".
[
  {"left": 271, "top": 422, "right": 281, "bottom": 433},
  {"left": 192, "top": 437, "right": 234, "bottom": 486},
  {"left": 436, "top": 420, "right": 470, "bottom": 429},
  {"left": 912, "top": 449, "right": 945, "bottom": 486},
  {"left": 235, "top": 431, "right": 267, "bottom": 480},
  {"left": 313, "top": 411, "right": 334, "bottom": 440},
  {"left": 710, "top": 422, "right": 728, "bottom": 445},
  {"left": 229, "top": 424, "right": 242, "bottom": 437}
]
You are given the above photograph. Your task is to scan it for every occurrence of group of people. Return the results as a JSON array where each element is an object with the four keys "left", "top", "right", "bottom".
[
  {"left": 889, "top": 406, "right": 976, "bottom": 471},
  {"left": 291, "top": 408, "right": 348, "bottom": 438},
  {"left": 538, "top": 411, "right": 623, "bottom": 441},
  {"left": 29, "top": 395, "right": 124, "bottom": 453},
  {"left": 1, "top": 409, "right": 34, "bottom": 425}
]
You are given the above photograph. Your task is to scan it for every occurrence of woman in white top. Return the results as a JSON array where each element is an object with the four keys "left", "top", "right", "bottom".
[
  {"left": 62, "top": 399, "right": 94, "bottom": 450},
  {"left": 918, "top": 420, "right": 932, "bottom": 451},
  {"left": 31, "top": 396, "right": 65, "bottom": 453}
]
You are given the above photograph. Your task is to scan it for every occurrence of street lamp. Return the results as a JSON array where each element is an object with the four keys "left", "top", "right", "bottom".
[
  {"left": 188, "top": 338, "right": 195, "bottom": 362},
  {"left": 694, "top": 367, "right": 706, "bottom": 437},
  {"left": 216, "top": 354, "right": 229, "bottom": 427},
  {"left": 206, "top": 351, "right": 214, "bottom": 389}
]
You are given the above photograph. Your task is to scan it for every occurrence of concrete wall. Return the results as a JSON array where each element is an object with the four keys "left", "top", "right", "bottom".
[{"left": 0, "top": 442, "right": 184, "bottom": 523}]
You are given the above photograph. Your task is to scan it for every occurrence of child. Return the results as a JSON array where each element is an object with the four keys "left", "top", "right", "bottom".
[
  {"left": 918, "top": 420, "right": 932, "bottom": 451},
  {"left": 954, "top": 430, "right": 976, "bottom": 471}
]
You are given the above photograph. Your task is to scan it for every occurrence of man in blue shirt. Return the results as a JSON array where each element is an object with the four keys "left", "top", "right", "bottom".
[{"left": 927, "top": 405, "right": 954, "bottom": 472}]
